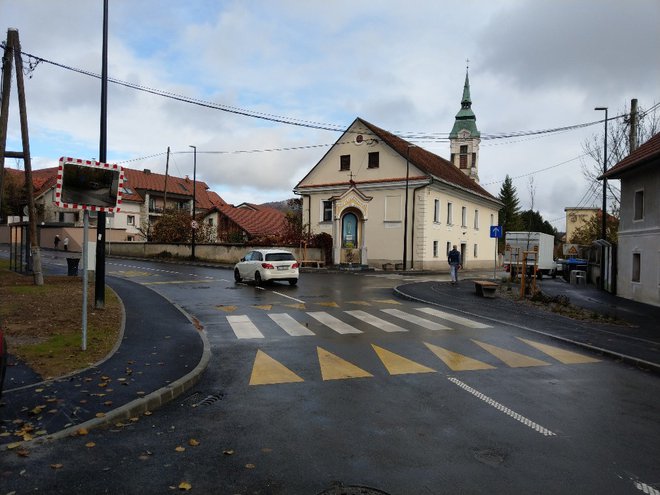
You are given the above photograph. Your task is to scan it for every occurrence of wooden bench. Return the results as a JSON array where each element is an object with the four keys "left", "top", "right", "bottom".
[{"left": 474, "top": 280, "right": 498, "bottom": 298}]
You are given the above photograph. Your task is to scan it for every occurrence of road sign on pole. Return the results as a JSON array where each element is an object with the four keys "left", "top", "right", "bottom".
[{"left": 490, "top": 225, "right": 502, "bottom": 238}]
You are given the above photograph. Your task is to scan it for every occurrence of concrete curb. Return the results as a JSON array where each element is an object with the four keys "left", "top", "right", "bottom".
[{"left": 393, "top": 285, "right": 660, "bottom": 375}]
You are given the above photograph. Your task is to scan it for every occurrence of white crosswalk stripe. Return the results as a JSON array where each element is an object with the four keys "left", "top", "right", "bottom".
[
  {"left": 345, "top": 310, "right": 408, "bottom": 333},
  {"left": 268, "top": 313, "right": 315, "bottom": 336},
  {"left": 307, "top": 311, "right": 363, "bottom": 334},
  {"left": 415, "top": 307, "right": 492, "bottom": 328},
  {"left": 227, "top": 315, "right": 265, "bottom": 339},
  {"left": 380, "top": 308, "right": 451, "bottom": 330}
]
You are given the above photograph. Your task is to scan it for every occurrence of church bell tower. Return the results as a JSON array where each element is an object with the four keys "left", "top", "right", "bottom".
[{"left": 449, "top": 66, "right": 481, "bottom": 182}]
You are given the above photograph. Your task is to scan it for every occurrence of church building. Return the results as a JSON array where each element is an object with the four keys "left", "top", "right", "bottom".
[{"left": 294, "top": 72, "right": 502, "bottom": 270}]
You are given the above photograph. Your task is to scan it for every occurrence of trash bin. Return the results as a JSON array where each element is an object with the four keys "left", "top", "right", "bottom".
[
  {"left": 564, "top": 258, "right": 587, "bottom": 283},
  {"left": 66, "top": 257, "right": 80, "bottom": 276}
]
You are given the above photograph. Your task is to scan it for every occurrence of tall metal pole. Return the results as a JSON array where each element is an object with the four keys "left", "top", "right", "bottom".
[
  {"left": 402, "top": 146, "right": 411, "bottom": 270},
  {"left": 189, "top": 145, "right": 196, "bottom": 260},
  {"left": 95, "top": 0, "right": 109, "bottom": 309}
]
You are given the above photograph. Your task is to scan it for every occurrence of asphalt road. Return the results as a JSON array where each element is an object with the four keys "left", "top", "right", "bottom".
[{"left": 2, "top": 256, "right": 659, "bottom": 494}]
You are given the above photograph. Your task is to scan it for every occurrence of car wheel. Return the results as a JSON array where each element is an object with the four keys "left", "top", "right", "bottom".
[
  {"left": 254, "top": 271, "right": 262, "bottom": 286},
  {"left": 289, "top": 279, "right": 298, "bottom": 286},
  {"left": 234, "top": 269, "right": 242, "bottom": 283}
]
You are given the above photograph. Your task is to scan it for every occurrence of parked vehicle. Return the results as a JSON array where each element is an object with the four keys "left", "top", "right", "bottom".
[
  {"left": 0, "top": 326, "right": 7, "bottom": 398},
  {"left": 503, "top": 231, "right": 557, "bottom": 279},
  {"left": 234, "top": 249, "right": 299, "bottom": 286}
]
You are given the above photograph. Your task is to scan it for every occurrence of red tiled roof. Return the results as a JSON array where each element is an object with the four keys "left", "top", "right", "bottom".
[
  {"left": 216, "top": 204, "right": 287, "bottom": 237},
  {"left": 601, "top": 132, "right": 660, "bottom": 179}
]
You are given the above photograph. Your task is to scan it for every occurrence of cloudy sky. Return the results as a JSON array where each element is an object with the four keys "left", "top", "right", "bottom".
[{"left": 2, "top": 0, "right": 658, "bottom": 231}]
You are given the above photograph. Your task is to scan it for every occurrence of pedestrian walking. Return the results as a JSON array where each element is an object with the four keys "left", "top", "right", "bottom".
[
  {"left": 63, "top": 237, "right": 69, "bottom": 251},
  {"left": 54, "top": 235, "right": 60, "bottom": 250},
  {"left": 448, "top": 244, "right": 461, "bottom": 285}
]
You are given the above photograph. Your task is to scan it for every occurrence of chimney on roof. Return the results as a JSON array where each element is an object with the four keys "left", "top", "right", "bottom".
[
  {"left": 185, "top": 175, "right": 190, "bottom": 182},
  {"left": 144, "top": 169, "right": 151, "bottom": 174}
]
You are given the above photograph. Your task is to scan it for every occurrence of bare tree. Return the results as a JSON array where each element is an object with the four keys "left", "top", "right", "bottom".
[{"left": 582, "top": 102, "right": 659, "bottom": 216}]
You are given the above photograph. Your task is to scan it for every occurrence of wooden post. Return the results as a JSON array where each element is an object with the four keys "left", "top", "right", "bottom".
[
  {"left": 9, "top": 29, "right": 43, "bottom": 285},
  {"left": 0, "top": 30, "right": 16, "bottom": 210}
]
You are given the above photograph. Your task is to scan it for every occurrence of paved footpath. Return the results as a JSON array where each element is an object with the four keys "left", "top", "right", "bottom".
[
  {"left": 0, "top": 276, "right": 210, "bottom": 447},
  {"left": 395, "top": 275, "right": 660, "bottom": 373}
]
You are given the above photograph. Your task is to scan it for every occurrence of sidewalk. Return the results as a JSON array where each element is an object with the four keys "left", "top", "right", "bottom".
[
  {"left": 0, "top": 276, "right": 210, "bottom": 447},
  {"left": 395, "top": 275, "right": 660, "bottom": 373}
]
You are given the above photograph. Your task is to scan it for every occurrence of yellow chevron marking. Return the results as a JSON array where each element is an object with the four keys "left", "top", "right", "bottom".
[
  {"left": 472, "top": 340, "right": 551, "bottom": 368},
  {"left": 372, "top": 345, "right": 436, "bottom": 375},
  {"left": 317, "top": 347, "right": 373, "bottom": 381},
  {"left": 249, "top": 350, "right": 304, "bottom": 386},
  {"left": 215, "top": 305, "right": 238, "bottom": 312},
  {"left": 284, "top": 303, "right": 306, "bottom": 310},
  {"left": 347, "top": 301, "right": 371, "bottom": 306},
  {"left": 317, "top": 302, "right": 340, "bottom": 308},
  {"left": 424, "top": 342, "right": 496, "bottom": 371},
  {"left": 517, "top": 338, "right": 601, "bottom": 364},
  {"left": 253, "top": 304, "right": 273, "bottom": 311},
  {"left": 371, "top": 299, "right": 402, "bottom": 305}
]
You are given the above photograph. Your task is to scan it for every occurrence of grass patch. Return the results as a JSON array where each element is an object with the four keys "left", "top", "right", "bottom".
[{"left": 0, "top": 266, "right": 122, "bottom": 380}]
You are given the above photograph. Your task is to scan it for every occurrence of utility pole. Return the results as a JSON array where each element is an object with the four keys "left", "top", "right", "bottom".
[
  {"left": 0, "top": 33, "right": 14, "bottom": 208},
  {"left": 163, "top": 146, "right": 170, "bottom": 208},
  {"left": 2, "top": 29, "right": 44, "bottom": 285},
  {"left": 95, "top": 0, "right": 109, "bottom": 309},
  {"left": 629, "top": 98, "right": 638, "bottom": 152}
]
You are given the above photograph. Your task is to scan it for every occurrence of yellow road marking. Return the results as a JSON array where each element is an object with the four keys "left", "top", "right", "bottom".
[
  {"left": 112, "top": 270, "right": 154, "bottom": 277},
  {"left": 424, "top": 342, "right": 496, "bottom": 371},
  {"left": 253, "top": 304, "right": 273, "bottom": 311},
  {"left": 347, "top": 301, "right": 371, "bottom": 306},
  {"left": 249, "top": 350, "right": 304, "bottom": 386},
  {"left": 371, "top": 299, "right": 402, "bottom": 305},
  {"left": 472, "top": 340, "right": 551, "bottom": 368},
  {"left": 284, "top": 303, "right": 306, "bottom": 310},
  {"left": 143, "top": 280, "right": 207, "bottom": 285},
  {"left": 317, "top": 347, "right": 373, "bottom": 381},
  {"left": 215, "top": 305, "right": 238, "bottom": 312},
  {"left": 372, "top": 345, "right": 436, "bottom": 375},
  {"left": 317, "top": 302, "right": 340, "bottom": 308},
  {"left": 517, "top": 338, "right": 601, "bottom": 364}
]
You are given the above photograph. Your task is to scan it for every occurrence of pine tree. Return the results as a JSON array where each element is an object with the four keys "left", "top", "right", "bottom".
[{"left": 498, "top": 175, "right": 522, "bottom": 236}]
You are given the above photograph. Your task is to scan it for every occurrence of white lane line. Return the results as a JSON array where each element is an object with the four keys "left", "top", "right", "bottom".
[
  {"left": 448, "top": 377, "right": 556, "bottom": 437},
  {"left": 381, "top": 308, "right": 451, "bottom": 330},
  {"left": 268, "top": 313, "right": 315, "bottom": 336},
  {"left": 345, "top": 310, "right": 408, "bottom": 333},
  {"left": 226, "top": 315, "right": 264, "bottom": 339},
  {"left": 307, "top": 311, "right": 363, "bottom": 334},
  {"left": 635, "top": 481, "right": 660, "bottom": 495},
  {"left": 271, "top": 290, "right": 306, "bottom": 304},
  {"left": 416, "top": 307, "right": 492, "bottom": 328}
]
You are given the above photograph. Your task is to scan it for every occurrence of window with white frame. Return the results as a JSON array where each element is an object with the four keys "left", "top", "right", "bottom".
[
  {"left": 473, "top": 243, "right": 478, "bottom": 258},
  {"left": 127, "top": 215, "right": 135, "bottom": 226},
  {"left": 446, "top": 241, "right": 451, "bottom": 256},
  {"left": 474, "top": 209, "right": 479, "bottom": 229},
  {"left": 632, "top": 253, "right": 641, "bottom": 282},
  {"left": 322, "top": 200, "right": 333, "bottom": 222},
  {"left": 447, "top": 202, "right": 453, "bottom": 225},
  {"left": 434, "top": 199, "right": 440, "bottom": 223},
  {"left": 461, "top": 206, "right": 467, "bottom": 227},
  {"left": 634, "top": 190, "right": 644, "bottom": 221},
  {"left": 433, "top": 241, "right": 439, "bottom": 258},
  {"left": 490, "top": 213, "right": 494, "bottom": 226}
]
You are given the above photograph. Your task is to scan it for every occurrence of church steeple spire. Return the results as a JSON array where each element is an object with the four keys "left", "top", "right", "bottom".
[{"left": 449, "top": 65, "right": 481, "bottom": 182}]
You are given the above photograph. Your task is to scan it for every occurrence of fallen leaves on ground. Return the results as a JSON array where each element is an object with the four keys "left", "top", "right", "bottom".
[
  {"left": 178, "top": 482, "right": 192, "bottom": 491},
  {"left": 188, "top": 439, "right": 200, "bottom": 447}
]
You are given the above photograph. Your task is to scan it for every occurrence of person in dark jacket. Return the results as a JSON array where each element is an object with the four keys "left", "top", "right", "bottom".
[{"left": 448, "top": 245, "right": 462, "bottom": 284}]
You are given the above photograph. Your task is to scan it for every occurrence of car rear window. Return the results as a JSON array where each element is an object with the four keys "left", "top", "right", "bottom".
[{"left": 265, "top": 253, "right": 295, "bottom": 262}]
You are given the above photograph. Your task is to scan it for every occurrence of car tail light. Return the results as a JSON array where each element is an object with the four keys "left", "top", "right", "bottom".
[
  {"left": 292, "top": 262, "right": 299, "bottom": 269},
  {"left": 261, "top": 263, "right": 275, "bottom": 269}
]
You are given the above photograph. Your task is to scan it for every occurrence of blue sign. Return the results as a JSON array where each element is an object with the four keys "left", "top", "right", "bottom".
[{"left": 490, "top": 226, "right": 503, "bottom": 238}]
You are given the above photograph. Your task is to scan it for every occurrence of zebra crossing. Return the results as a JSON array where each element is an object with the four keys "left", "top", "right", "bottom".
[{"left": 224, "top": 306, "right": 492, "bottom": 339}]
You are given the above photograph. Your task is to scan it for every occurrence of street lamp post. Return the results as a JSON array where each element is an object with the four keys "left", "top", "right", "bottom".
[
  {"left": 402, "top": 144, "right": 416, "bottom": 270},
  {"left": 595, "top": 107, "right": 608, "bottom": 242},
  {"left": 189, "top": 145, "right": 197, "bottom": 261}
]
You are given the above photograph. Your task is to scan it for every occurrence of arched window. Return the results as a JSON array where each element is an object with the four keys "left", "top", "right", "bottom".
[{"left": 342, "top": 212, "right": 358, "bottom": 248}]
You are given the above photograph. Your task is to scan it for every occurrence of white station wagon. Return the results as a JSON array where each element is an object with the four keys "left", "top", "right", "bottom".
[{"left": 234, "top": 249, "right": 299, "bottom": 286}]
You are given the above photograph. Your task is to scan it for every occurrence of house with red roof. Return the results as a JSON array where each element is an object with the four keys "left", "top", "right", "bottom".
[
  {"left": 204, "top": 203, "right": 287, "bottom": 243},
  {"left": 601, "top": 132, "right": 660, "bottom": 306},
  {"left": 294, "top": 74, "right": 501, "bottom": 269}
]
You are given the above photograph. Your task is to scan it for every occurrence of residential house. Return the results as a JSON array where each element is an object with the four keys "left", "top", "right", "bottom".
[
  {"left": 293, "top": 72, "right": 502, "bottom": 269},
  {"left": 204, "top": 203, "right": 288, "bottom": 243},
  {"left": 564, "top": 207, "right": 599, "bottom": 243},
  {"left": 601, "top": 132, "right": 660, "bottom": 307}
]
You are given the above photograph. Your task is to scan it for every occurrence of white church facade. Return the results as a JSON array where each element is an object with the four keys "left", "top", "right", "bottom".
[{"left": 294, "top": 73, "right": 502, "bottom": 270}]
